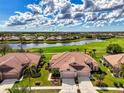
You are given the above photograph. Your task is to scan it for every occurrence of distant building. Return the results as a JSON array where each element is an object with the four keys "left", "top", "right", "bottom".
[
  {"left": 49, "top": 52, "right": 99, "bottom": 78},
  {"left": 37, "top": 36, "right": 45, "bottom": 40},
  {"left": 47, "top": 36, "right": 56, "bottom": 41},
  {"left": 0, "top": 53, "right": 41, "bottom": 80},
  {"left": 10, "top": 36, "right": 20, "bottom": 40},
  {"left": 103, "top": 54, "right": 124, "bottom": 76}
]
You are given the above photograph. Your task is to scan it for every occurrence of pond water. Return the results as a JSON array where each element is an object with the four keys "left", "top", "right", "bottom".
[{"left": 8, "top": 39, "right": 103, "bottom": 49}]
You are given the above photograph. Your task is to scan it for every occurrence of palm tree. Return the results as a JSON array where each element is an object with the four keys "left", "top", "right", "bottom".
[
  {"left": 23, "top": 64, "right": 37, "bottom": 93},
  {"left": 84, "top": 49, "right": 87, "bottom": 54},
  {"left": 92, "top": 49, "right": 96, "bottom": 56},
  {"left": 0, "top": 44, "right": 12, "bottom": 55},
  {"left": 95, "top": 74, "right": 105, "bottom": 87},
  {"left": 119, "top": 65, "right": 124, "bottom": 78},
  {"left": 89, "top": 51, "right": 92, "bottom": 56}
]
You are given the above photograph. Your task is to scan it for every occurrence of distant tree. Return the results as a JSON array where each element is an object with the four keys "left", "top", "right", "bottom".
[
  {"left": 76, "top": 48, "right": 80, "bottom": 51},
  {"left": 89, "top": 51, "right": 92, "bottom": 56},
  {"left": 92, "top": 49, "right": 96, "bottom": 56},
  {"left": 38, "top": 48, "right": 44, "bottom": 54},
  {"left": 0, "top": 44, "right": 12, "bottom": 55},
  {"left": 106, "top": 44, "right": 122, "bottom": 54},
  {"left": 84, "top": 49, "right": 87, "bottom": 54}
]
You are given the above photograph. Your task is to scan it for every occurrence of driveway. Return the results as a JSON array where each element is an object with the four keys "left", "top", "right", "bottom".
[
  {"left": 0, "top": 79, "right": 17, "bottom": 93},
  {"left": 78, "top": 77, "right": 98, "bottom": 93},
  {"left": 60, "top": 78, "right": 77, "bottom": 93}
]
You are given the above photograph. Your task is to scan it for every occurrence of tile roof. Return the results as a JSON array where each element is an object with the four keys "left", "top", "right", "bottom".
[
  {"left": 50, "top": 52, "right": 98, "bottom": 73},
  {"left": 0, "top": 53, "right": 41, "bottom": 74},
  {"left": 103, "top": 54, "right": 124, "bottom": 67}
]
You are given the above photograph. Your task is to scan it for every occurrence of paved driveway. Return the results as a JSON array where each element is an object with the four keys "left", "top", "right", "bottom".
[
  {"left": 60, "top": 78, "right": 77, "bottom": 93},
  {"left": 78, "top": 77, "right": 98, "bottom": 93},
  {"left": 0, "top": 79, "right": 17, "bottom": 93}
]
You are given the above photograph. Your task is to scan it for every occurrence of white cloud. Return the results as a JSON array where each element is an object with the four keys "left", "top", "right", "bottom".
[
  {"left": 27, "top": 4, "right": 42, "bottom": 14},
  {"left": 5, "top": 0, "right": 124, "bottom": 29}
]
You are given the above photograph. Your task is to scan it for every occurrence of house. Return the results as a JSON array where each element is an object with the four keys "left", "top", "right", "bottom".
[
  {"left": 10, "top": 36, "right": 20, "bottom": 40},
  {"left": 37, "top": 36, "right": 45, "bottom": 40},
  {"left": 49, "top": 52, "right": 98, "bottom": 78},
  {"left": 0, "top": 53, "right": 41, "bottom": 80},
  {"left": 103, "top": 54, "right": 124, "bottom": 75},
  {"left": 47, "top": 36, "right": 56, "bottom": 41}
]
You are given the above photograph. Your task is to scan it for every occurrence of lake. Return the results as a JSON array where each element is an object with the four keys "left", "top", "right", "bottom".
[{"left": 8, "top": 39, "right": 103, "bottom": 49}]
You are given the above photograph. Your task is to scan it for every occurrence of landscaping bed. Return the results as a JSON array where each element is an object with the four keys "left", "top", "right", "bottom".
[{"left": 31, "top": 89, "right": 60, "bottom": 93}]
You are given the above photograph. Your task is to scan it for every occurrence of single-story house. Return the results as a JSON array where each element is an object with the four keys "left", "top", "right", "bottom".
[
  {"left": 0, "top": 53, "right": 41, "bottom": 79},
  {"left": 49, "top": 52, "right": 99, "bottom": 78},
  {"left": 103, "top": 54, "right": 124, "bottom": 75}
]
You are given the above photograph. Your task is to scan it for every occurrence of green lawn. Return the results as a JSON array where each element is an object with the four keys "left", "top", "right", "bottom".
[
  {"left": 31, "top": 89, "right": 60, "bottom": 93},
  {"left": 14, "top": 38, "right": 124, "bottom": 87},
  {"left": 98, "top": 90, "right": 123, "bottom": 93}
]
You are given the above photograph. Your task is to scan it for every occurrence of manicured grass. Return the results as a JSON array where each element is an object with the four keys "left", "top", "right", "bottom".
[
  {"left": 98, "top": 90, "right": 123, "bottom": 93},
  {"left": 31, "top": 89, "right": 60, "bottom": 93},
  {"left": 29, "top": 38, "right": 124, "bottom": 54}
]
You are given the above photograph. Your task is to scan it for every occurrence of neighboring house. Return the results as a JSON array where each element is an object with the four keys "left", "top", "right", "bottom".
[
  {"left": 47, "top": 36, "right": 56, "bottom": 41},
  {"left": 49, "top": 52, "right": 99, "bottom": 78},
  {"left": 37, "top": 36, "right": 45, "bottom": 40},
  {"left": 103, "top": 54, "right": 124, "bottom": 76},
  {"left": 10, "top": 36, "right": 20, "bottom": 40},
  {"left": 0, "top": 53, "right": 41, "bottom": 80}
]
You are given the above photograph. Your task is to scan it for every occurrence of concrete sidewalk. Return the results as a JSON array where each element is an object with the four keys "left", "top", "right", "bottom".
[
  {"left": 60, "top": 78, "right": 77, "bottom": 93},
  {"left": 30, "top": 86, "right": 62, "bottom": 90},
  {"left": 78, "top": 77, "right": 98, "bottom": 93},
  {"left": 95, "top": 87, "right": 124, "bottom": 91},
  {"left": 0, "top": 79, "right": 17, "bottom": 93}
]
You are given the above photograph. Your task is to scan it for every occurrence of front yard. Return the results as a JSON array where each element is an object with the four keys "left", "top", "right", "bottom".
[{"left": 13, "top": 54, "right": 60, "bottom": 87}]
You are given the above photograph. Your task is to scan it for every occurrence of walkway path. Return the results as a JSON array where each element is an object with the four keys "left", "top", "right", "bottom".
[
  {"left": 59, "top": 78, "right": 77, "bottom": 93},
  {"left": 95, "top": 87, "right": 124, "bottom": 91},
  {"left": 0, "top": 79, "right": 17, "bottom": 93},
  {"left": 78, "top": 77, "right": 98, "bottom": 93},
  {"left": 30, "top": 86, "right": 62, "bottom": 90}
]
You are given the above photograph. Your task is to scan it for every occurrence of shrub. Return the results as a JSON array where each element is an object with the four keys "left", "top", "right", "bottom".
[
  {"left": 32, "top": 73, "right": 41, "bottom": 78},
  {"left": 51, "top": 68, "right": 60, "bottom": 77},
  {"left": 36, "top": 68, "right": 41, "bottom": 73},
  {"left": 106, "top": 44, "right": 122, "bottom": 54},
  {"left": 114, "top": 82, "right": 119, "bottom": 87},
  {"left": 35, "top": 81, "right": 41, "bottom": 86}
]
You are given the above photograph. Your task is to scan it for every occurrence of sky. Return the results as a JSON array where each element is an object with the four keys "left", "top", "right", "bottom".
[{"left": 0, "top": 0, "right": 124, "bottom": 32}]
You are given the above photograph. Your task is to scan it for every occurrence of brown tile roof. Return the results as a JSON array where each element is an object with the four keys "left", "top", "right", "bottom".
[
  {"left": 0, "top": 53, "right": 41, "bottom": 75},
  {"left": 103, "top": 54, "right": 124, "bottom": 67},
  {"left": 50, "top": 52, "right": 98, "bottom": 73}
]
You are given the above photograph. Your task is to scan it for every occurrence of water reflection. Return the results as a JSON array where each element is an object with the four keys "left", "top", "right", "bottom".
[{"left": 8, "top": 39, "right": 103, "bottom": 49}]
